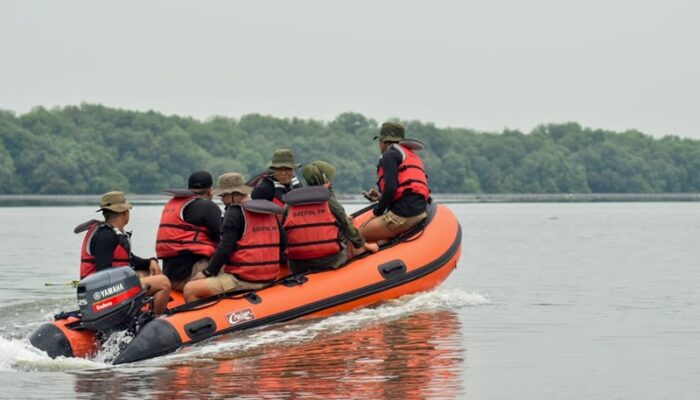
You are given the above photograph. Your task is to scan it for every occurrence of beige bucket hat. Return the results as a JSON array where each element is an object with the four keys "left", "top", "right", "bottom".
[
  {"left": 97, "top": 191, "right": 132, "bottom": 212},
  {"left": 213, "top": 172, "right": 252, "bottom": 196}
]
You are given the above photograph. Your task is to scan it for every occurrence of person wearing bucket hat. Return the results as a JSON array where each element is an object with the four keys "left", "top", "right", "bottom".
[
  {"left": 282, "top": 161, "right": 379, "bottom": 274},
  {"left": 156, "top": 171, "right": 222, "bottom": 291},
  {"left": 251, "top": 149, "right": 303, "bottom": 207},
  {"left": 77, "top": 191, "right": 172, "bottom": 314},
  {"left": 359, "top": 122, "right": 431, "bottom": 243},
  {"left": 371, "top": 121, "right": 406, "bottom": 142},
  {"left": 213, "top": 172, "right": 252, "bottom": 209},
  {"left": 184, "top": 197, "right": 286, "bottom": 302}
]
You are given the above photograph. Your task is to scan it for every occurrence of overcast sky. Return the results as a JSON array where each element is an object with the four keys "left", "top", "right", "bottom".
[{"left": 1, "top": 0, "right": 698, "bottom": 139}]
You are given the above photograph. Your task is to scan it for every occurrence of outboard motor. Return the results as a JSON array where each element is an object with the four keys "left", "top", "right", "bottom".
[
  {"left": 30, "top": 267, "right": 150, "bottom": 359},
  {"left": 77, "top": 267, "right": 147, "bottom": 332}
]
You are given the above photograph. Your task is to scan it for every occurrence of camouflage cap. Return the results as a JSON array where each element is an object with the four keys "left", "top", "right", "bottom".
[
  {"left": 97, "top": 191, "right": 132, "bottom": 213},
  {"left": 302, "top": 160, "right": 337, "bottom": 186},
  {"left": 269, "top": 149, "right": 301, "bottom": 169},
  {"left": 373, "top": 122, "right": 406, "bottom": 142},
  {"left": 213, "top": 172, "right": 252, "bottom": 196}
]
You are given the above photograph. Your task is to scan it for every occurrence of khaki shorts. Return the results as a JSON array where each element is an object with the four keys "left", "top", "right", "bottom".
[
  {"left": 206, "top": 270, "right": 268, "bottom": 293},
  {"left": 377, "top": 210, "right": 428, "bottom": 234},
  {"left": 171, "top": 258, "right": 209, "bottom": 291}
]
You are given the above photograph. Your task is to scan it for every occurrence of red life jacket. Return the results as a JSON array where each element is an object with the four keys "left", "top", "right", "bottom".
[
  {"left": 224, "top": 202, "right": 281, "bottom": 282},
  {"left": 155, "top": 196, "right": 217, "bottom": 259},
  {"left": 377, "top": 144, "right": 430, "bottom": 201},
  {"left": 80, "top": 222, "right": 131, "bottom": 279},
  {"left": 283, "top": 185, "right": 341, "bottom": 261}
]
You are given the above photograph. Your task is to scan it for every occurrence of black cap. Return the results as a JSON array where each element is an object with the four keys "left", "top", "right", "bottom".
[{"left": 188, "top": 170, "right": 213, "bottom": 190}]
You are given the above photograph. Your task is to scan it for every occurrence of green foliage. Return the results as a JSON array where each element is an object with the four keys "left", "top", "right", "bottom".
[
  {"left": 0, "top": 141, "right": 20, "bottom": 193},
  {"left": 1, "top": 104, "right": 699, "bottom": 194}
]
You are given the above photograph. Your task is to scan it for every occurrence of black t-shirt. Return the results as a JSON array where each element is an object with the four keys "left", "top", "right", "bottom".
[
  {"left": 91, "top": 225, "right": 150, "bottom": 272},
  {"left": 162, "top": 197, "right": 222, "bottom": 282},
  {"left": 251, "top": 176, "right": 301, "bottom": 202},
  {"left": 374, "top": 147, "right": 428, "bottom": 217},
  {"left": 182, "top": 197, "right": 222, "bottom": 241},
  {"left": 251, "top": 177, "right": 276, "bottom": 201}
]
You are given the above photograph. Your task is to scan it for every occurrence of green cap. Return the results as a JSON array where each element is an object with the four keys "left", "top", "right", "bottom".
[
  {"left": 302, "top": 161, "right": 337, "bottom": 186},
  {"left": 213, "top": 172, "right": 252, "bottom": 196},
  {"left": 269, "top": 149, "right": 301, "bottom": 169},
  {"left": 373, "top": 122, "right": 405, "bottom": 142},
  {"left": 97, "top": 191, "right": 132, "bottom": 213}
]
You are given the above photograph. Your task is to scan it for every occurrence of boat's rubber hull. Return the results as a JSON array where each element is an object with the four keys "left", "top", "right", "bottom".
[
  {"left": 31, "top": 202, "right": 461, "bottom": 364},
  {"left": 113, "top": 203, "right": 461, "bottom": 364},
  {"left": 29, "top": 317, "right": 98, "bottom": 359}
]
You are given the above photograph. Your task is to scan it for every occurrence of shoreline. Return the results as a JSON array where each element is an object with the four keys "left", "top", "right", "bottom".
[{"left": 0, "top": 193, "right": 698, "bottom": 206}]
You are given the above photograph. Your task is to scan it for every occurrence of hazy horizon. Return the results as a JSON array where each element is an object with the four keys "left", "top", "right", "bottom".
[{"left": 2, "top": 0, "right": 698, "bottom": 139}]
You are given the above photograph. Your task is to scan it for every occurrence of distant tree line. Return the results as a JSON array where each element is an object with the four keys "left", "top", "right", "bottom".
[{"left": 1, "top": 104, "right": 699, "bottom": 194}]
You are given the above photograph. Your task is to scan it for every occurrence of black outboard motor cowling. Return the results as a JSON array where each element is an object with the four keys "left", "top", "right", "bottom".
[{"left": 77, "top": 267, "right": 146, "bottom": 332}]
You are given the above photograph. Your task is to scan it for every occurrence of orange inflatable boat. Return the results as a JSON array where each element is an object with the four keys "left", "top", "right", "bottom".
[{"left": 29, "top": 202, "right": 461, "bottom": 364}]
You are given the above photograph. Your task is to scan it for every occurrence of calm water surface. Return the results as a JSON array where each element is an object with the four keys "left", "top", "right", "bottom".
[{"left": 0, "top": 202, "right": 698, "bottom": 399}]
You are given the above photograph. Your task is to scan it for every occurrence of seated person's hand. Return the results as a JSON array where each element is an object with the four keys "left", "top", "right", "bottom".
[
  {"left": 149, "top": 259, "right": 162, "bottom": 275},
  {"left": 362, "top": 188, "right": 381, "bottom": 202},
  {"left": 363, "top": 242, "right": 379, "bottom": 253}
]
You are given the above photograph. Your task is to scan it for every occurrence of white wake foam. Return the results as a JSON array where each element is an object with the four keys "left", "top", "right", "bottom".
[
  {"left": 0, "top": 336, "right": 108, "bottom": 372},
  {"left": 1, "top": 287, "right": 489, "bottom": 371},
  {"left": 152, "top": 287, "right": 489, "bottom": 365},
  {"left": 92, "top": 330, "right": 135, "bottom": 364}
]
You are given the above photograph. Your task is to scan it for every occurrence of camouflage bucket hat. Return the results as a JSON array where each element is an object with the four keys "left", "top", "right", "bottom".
[
  {"left": 97, "top": 191, "right": 132, "bottom": 213},
  {"left": 213, "top": 172, "right": 252, "bottom": 196},
  {"left": 269, "top": 149, "right": 301, "bottom": 169},
  {"left": 373, "top": 122, "right": 406, "bottom": 142}
]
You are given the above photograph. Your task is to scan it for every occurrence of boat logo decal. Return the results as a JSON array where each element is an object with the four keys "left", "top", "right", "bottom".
[
  {"left": 226, "top": 308, "right": 255, "bottom": 326},
  {"left": 92, "top": 286, "right": 141, "bottom": 313},
  {"left": 93, "top": 282, "right": 125, "bottom": 301}
]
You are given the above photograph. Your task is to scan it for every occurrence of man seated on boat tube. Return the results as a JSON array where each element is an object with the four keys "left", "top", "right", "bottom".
[
  {"left": 79, "top": 191, "right": 171, "bottom": 314},
  {"left": 182, "top": 197, "right": 286, "bottom": 302},
  {"left": 251, "top": 149, "right": 304, "bottom": 207},
  {"left": 282, "top": 161, "right": 378, "bottom": 274},
  {"left": 156, "top": 171, "right": 222, "bottom": 291},
  {"left": 359, "top": 122, "right": 431, "bottom": 243}
]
